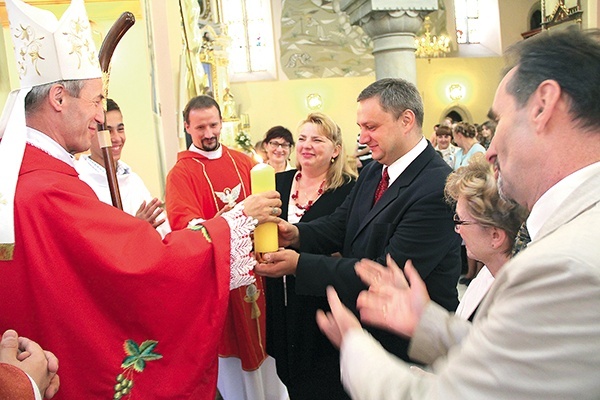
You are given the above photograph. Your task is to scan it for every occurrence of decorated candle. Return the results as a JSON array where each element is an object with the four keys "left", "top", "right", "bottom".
[{"left": 250, "top": 163, "right": 278, "bottom": 253}]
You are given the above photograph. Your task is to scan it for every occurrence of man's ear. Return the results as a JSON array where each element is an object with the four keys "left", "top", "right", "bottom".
[
  {"left": 400, "top": 109, "right": 416, "bottom": 130},
  {"left": 529, "top": 79, "right": 561, "bottom": 132},
  {"left": 49, "top": 84, "right": 66, "bottom": 111}
]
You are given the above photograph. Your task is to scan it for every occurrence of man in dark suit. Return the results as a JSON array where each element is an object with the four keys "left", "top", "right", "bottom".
[{"left": 257, "top": 78, "right": 461, "bottom": 361}]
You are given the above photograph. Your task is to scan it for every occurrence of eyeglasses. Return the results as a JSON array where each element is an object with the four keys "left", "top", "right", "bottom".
[
  {"left": 453, "top": 213, "right": 478, "bottom": 226},
  {"left": 268, "top": 141, "right": 291, "bottom": 149}
]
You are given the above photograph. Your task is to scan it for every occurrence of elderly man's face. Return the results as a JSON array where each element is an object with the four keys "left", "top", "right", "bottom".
[
  {"left": 62, "top": 78, "right": 105, "bottom": 154},
  {"left": 487, "top": 68, "right": 537, "bottom": 209}
]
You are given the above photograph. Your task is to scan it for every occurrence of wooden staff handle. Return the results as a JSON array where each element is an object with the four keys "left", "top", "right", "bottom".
[
  {"left": 98, "top": 129, "right": 123, "bottom": 209},
  {"left": 96, "top": 12, "right": 136, "bottom": 209}
]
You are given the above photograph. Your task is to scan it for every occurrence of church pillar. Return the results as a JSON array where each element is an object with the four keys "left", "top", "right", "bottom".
[{"left": 340, "top": 0, "right": 438, "bottom": 84}]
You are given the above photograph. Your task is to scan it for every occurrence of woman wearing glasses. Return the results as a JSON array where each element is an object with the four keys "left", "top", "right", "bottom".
[
  {"left": 264, "top": 126, "right": 295, "bottom": 172},
  {"left": 445, "top": 154, "right": 527, "bottom": 320},
  {"left": 265, "top": 113, "right": 357, "bottom": 399}
]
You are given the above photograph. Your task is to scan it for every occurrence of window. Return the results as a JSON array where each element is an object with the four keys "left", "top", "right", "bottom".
[
  {"left": 454, "top": 0, "right": 480, "bottom": 44},
  {"left": 221, "top": 0, "right": 277, "bottom": 81}
]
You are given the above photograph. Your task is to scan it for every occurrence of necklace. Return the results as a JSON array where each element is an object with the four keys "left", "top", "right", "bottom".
[{"left": 291, "top": 172, "right": 325, "bottom": 217}]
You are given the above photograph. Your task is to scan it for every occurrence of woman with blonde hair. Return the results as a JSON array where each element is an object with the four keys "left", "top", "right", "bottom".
[
  {"left": 265, "top": 112, "right": 357, "bottom": 399},
  {"left": 445, "top": 154, "right": 527, "bottom": 319}
]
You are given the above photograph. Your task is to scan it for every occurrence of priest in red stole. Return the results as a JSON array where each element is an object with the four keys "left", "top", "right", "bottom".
[
  {"left": 166, "top": 95, "right": 288, "bottom": 399},
  {"left": 0, "top": 1, "right": 281, "bottom": 399}
]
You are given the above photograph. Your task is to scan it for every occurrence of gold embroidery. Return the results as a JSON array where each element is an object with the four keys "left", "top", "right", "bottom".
[
  {"left": 13, "top": 24, "right": 45, "bottom": 77},
  {"left": 0, "top": 244, "right": 15, "bottom": 261},
  {"left": 62, "top": 17, "right": 97, "bottom": 69}
]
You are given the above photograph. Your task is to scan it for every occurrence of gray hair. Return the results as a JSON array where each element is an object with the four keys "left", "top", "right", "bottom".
[
  {"left": 357, "top": 78, "right": 424, "bottom": 128},
  {"left": 25, "top": 80, "right": 85, "bottom": 116}
]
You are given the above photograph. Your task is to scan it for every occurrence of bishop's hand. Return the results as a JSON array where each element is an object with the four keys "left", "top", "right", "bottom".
[{"left": 242, "top": 191, "right": 282, "bottom": 225}]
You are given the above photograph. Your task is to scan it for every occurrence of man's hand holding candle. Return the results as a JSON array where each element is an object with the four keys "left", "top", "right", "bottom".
[
  {"left": 276, "top": 220, "right": 300, "bottom": 249},
  {"left": 241, "top": 191, "right": 282, "bottom": 224},
  {"left": 255, "top": 249, "right": 299, "bottom": 277}
]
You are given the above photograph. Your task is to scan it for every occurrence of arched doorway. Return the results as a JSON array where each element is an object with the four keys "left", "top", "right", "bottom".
[{"left": 441, "top": 105, "right": 472, "bottom": 125}]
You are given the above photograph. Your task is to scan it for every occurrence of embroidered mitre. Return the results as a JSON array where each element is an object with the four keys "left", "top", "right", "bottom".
[{"left": 0, "top": 0, "right": 102, "bottom": 260}]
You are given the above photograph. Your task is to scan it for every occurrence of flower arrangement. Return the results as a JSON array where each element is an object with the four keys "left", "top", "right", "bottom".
[{"left": 235, "top": 129, "right": 253, "bottom": 153}]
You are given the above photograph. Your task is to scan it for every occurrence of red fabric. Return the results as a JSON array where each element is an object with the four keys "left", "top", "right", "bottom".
[
  {"left": 166, "top": 146, "right": 268, "bottom": 370},
  {"left": 0, "top": 145, "right": 231, "bottom": 399},
  {"left": 373, "top": 167, "right": 390, "bottom": 205},
  {"left": 0, "top": 363, "right": 35, "bottom": 399},
  {"left": 165, "top": 146, "right": 256, "bottom": 229}
]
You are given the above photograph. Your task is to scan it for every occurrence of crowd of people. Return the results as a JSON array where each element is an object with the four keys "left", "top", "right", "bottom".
[{"left": 1, "top": 0, "right": 600, "bottom": 399}]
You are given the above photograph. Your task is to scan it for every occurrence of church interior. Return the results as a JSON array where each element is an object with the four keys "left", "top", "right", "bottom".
[{"left": 0, "top": 0, "right": 597, "bottom": 199}]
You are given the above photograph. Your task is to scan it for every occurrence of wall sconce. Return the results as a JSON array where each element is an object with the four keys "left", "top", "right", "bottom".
[
  {"left": 306, "top": 93, "right": 323, "bottom": 110},
  {"left": 447, "top": 84, "right": 465, "bottom": 102}
]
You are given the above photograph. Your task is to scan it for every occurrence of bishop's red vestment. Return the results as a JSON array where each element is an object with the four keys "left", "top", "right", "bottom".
[
  {"left": 166, "top": 146, "right": 268, "bottom": 371},
  {"left": 0, "top": 144, "right": 252, "bottom": 399}
]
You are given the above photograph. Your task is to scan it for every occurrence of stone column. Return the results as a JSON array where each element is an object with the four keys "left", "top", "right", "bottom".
[{"left": 340, "top": 0, "right": 437, "bottom": 84}]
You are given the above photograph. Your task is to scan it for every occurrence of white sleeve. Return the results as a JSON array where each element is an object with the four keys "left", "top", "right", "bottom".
[
  {"left": 221, "top": 203, "right": 258, "bottom": 290},
  {"left": 25, "top": 373, "right": 43, "bottom": 400},
  {"left": 340, "top": 329, "right": 436, "bottom": 400}
]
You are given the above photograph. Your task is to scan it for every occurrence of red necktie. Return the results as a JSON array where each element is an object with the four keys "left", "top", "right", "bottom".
[{"left": 373, "top": 167, "right": 390, "bottom": 205}]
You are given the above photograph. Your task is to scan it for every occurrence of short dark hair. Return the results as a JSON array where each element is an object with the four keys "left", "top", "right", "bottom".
[
  {"left": 357, "top": 78, "right": 424, "bottom": 128},
  {"left": 504, "top": 27, "right": 600, "bottom": 131},
  {"left": 436, "top": 125, "right": 452, "bottom": 138},
  {"left": 106, "top": 98, "right": 120, "bottom": 113},
  {"left": 264, "top": 126, "right": 294, "bottom": 147},
  {"left": 183, "top": 95, "right": 222, "bottom": 123}
]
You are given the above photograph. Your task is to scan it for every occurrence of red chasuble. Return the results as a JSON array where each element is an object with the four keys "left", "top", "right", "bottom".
[
  {"left": 0, "top": 145, "right": 232, "bottom": 399},
  {"left": 166, "top": 146, "right": 268, "bottom": 371},
  {"left": 0, "top": 363, "right": 36, "bottom": 399}
]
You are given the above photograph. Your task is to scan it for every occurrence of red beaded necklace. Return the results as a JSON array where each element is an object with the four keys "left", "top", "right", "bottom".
[{"left": 291, "top": 172, "right": 326, "bottom": 217}]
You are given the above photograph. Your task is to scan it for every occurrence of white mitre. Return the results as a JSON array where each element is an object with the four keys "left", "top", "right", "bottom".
[{"left": 0, "top": 0, "right": 102, "bottom": 260}]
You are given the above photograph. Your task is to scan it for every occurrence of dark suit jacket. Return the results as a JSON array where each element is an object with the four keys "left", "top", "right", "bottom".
[
  {"left": 266, "top": 169, "right": 355, "bottom": 399},
  {"left": 295, "top": 144, "right": 461, "bottom": 361}
]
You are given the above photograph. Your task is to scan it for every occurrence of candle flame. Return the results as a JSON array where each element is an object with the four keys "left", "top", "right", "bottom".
[{"left": 251, "top": 149, "right": 264, "bottom": 164}]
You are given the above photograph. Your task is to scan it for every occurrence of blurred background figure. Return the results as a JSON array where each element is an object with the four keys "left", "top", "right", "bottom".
[
  {"left": 254, "top": 139, "right": 269, "bottom": 162},
  {"left": 354, "top": 132, "right": 373, "bottom": 174},
  {"left": 266, "top": 112, "right": 357, "bottom": 399},
  {"left": 477, "top": 120, "right": 497, "bottom": 149},
  {"left": 434, "top": 125, "right": 457, "bottom": 168},
  {"left": 264, "top": 126, "right": 295, "bottom": 172}
]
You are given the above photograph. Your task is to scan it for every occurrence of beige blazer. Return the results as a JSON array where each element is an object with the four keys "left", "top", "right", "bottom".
[{"left": 340, "top": 171, "right": 600, "bottom": 399}]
